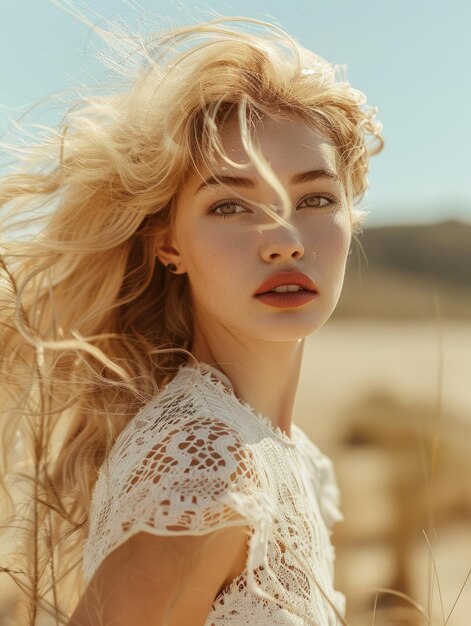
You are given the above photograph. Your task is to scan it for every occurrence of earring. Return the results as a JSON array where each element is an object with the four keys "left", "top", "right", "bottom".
[{"left": 166, "top": 263, "right": 178, "bottom": 273}]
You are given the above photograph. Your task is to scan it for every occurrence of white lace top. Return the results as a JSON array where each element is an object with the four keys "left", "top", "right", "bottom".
[{"left": 83, "top": 361, "right": 347, "bottom": 625}]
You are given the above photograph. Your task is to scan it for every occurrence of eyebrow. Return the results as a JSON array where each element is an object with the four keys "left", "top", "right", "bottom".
[{"left": 194, "top": 168, "right": 339, "bottom": 194}]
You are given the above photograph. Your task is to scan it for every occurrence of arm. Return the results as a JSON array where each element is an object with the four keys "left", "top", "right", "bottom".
[{"left": 68, "top": 525, "right": 249, "bottom": 626}]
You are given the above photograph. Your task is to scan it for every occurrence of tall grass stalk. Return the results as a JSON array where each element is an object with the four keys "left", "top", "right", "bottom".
[{"left": 363, "top": 294, "right": 471, "bottom": 626}]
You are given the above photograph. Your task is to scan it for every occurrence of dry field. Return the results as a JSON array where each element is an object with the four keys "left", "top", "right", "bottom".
[
  {"left": 1, "top": 220, "right": 469, "bottom": 624},
  {"left": 1, "top": 322, "right": 469, "bottom": 625},
  {"left": 295, "top": 319, "right": 471, "bottom": 625}
]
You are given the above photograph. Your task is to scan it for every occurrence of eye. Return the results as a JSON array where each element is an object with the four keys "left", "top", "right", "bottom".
[
  {"left": 209, "top": 199, "right": 250, "bottom": 218},
  {"left": 209, "top": 193, "right": 338, "bottom": 218},
  {"left": 297, "top": 193, "right": 338, "bottom": 209}
]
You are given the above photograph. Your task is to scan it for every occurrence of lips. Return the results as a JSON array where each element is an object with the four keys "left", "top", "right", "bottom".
[{"left": 254, "top": 271, "right": 318, "bottom": 295}]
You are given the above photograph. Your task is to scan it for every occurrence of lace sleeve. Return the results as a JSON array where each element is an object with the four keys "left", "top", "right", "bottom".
[
  {"left": 82, "top": 411, "right": 275, "bottom": 585},
  {"left": 295, "top": 427, "right": 345, "bottom": 531},
  {"left": 315, "top": 453, "right": 345, "bottom": 531}
]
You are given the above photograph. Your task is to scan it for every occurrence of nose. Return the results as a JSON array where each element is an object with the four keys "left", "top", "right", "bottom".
[{"left": 258, "top": 218, "right": 305, "bottom": 262}]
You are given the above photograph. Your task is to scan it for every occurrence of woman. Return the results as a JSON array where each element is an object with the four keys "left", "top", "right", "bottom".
[{"left": 0, "top": 15, "right": 383, "bottom": 626}]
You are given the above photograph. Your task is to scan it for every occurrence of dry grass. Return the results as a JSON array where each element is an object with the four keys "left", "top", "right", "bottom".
[
  {"left": 3, "top": 318, "right": 469, "bottom": 624},
  {"left": 295, "top": 314, "right": 470, "bottom": 625}
]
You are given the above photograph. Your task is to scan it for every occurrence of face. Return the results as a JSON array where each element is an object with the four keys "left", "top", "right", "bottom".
[{"left": 156, "top": 115, "right": 351, "bottom": 342}]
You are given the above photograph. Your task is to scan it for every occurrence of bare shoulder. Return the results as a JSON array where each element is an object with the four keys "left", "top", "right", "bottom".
[{"left": 69, "top": 525, "right": 250, "bottom": 626}]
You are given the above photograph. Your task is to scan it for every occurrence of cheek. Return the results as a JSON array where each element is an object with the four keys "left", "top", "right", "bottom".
[
  {"left": 311, "top": 210, "right": 351, "bottom": 261},
  {"left": 192, "top": 225, "right": 246, "bottom": 269},
  {"left": 181, "top": 223, "right": 251, "bottom": 299},
  {"left": 332, "top": 217, "right": 352, "bottom": 260}
]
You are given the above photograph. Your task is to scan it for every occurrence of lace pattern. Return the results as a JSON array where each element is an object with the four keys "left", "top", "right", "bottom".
[{"left": 83, "top": 362, "right": 347, "bottom": 625}]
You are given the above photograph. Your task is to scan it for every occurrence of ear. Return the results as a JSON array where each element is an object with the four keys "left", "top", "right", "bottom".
[{"left": 153, "top": 226, "right": 186, "bottom": 275}]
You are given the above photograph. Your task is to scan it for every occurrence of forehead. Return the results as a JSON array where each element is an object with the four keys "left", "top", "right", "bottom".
[
  {"left": 221, "top": 117, "right": 337, "bottom": 172},
  {"left": 198, "top": 114, "right": 339, "bottom": 182}
]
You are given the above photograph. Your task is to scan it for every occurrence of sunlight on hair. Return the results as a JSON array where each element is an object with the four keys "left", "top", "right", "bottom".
[{"left": 0, "top": 4, "right": 390, "bottom": 624}]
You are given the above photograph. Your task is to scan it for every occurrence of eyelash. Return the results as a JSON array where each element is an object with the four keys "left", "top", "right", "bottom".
[{"left": 209, "top": 193, "right": 339, "bottom": 218}]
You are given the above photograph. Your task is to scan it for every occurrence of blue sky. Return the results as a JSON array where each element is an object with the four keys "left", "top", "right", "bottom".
[{"left": 1, "top": 0, "right": 470, "bottom": 226}]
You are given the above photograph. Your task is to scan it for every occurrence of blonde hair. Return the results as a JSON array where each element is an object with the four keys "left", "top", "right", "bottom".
[{"left": 0, "top": 14, "right": 383, "bottom": 623}]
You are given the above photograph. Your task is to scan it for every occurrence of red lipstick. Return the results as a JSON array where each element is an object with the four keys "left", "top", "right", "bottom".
[
  {"left": 254, "top": 271, "right": 319, "bottom": 309},
  {"left": 254, "top": 271, "right": 318, "bottom": 295}
]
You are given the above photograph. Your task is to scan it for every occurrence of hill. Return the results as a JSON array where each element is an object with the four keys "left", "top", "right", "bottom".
[{"left": 333, "top": 220, "right": 471, "bottom": 320}]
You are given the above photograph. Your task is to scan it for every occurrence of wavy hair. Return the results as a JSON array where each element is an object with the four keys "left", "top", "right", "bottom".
[{"left": 0, "top": 12, "right": 383, "bottom": 624}]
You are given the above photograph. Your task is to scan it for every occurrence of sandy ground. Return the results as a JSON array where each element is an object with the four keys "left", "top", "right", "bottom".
[
  {"left": 1, "top": 320, "right": 469, "bottom": 624},
  {"left": 294, "top": 319, "right": 470, "bottom": 445},
  {"left": 294, "top": 320, "right": 471, "bottom": 625}
]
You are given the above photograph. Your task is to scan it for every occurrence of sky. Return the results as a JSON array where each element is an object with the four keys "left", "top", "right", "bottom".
[{"left": 1, "top": 0, "right": 470, "bottom": 227}]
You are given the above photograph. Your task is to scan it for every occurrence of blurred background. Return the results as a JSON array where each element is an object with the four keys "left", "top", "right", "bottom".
[{"left": 1, "top": 1, "right": 470, "bottom": 624}]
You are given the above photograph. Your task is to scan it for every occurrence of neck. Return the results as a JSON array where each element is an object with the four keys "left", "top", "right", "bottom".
[{"left": 190, "top": 320, "right": 305, "bottom": 439}]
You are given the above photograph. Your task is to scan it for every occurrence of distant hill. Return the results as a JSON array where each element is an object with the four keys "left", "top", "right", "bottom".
[{"left": 333, "top": 220, "right": 471, "bottom": 320}]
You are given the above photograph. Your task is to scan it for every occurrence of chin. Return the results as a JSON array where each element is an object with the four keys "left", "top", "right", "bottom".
[{"left": 246, "top": 314, "right": 329, "bottom": 342}]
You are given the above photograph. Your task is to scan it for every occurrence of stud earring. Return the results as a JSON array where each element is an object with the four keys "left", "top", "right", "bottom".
[{"left": 166, "top": 263, "right": 178, "bottom": 273}]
